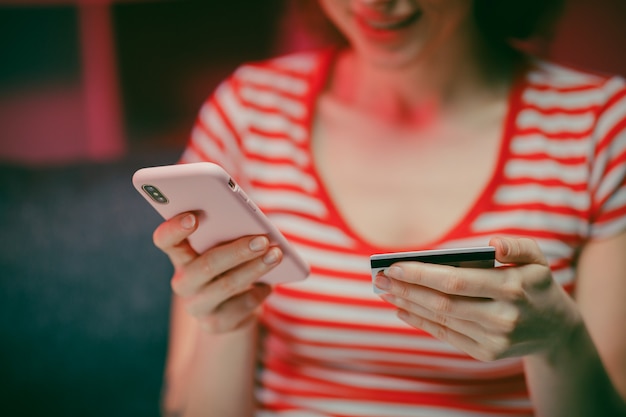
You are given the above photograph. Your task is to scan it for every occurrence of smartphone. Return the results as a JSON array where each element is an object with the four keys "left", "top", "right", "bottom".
[
  {"left": 132, "top": 162, "right": 310, "bottom": 285},
  {"left": 370, "top": 246, "right": 495, "bottom": 293}
]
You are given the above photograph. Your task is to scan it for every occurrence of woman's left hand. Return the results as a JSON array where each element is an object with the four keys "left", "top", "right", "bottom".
[{"left": 374, "top": 237, "right": 582, "bottom": 361}]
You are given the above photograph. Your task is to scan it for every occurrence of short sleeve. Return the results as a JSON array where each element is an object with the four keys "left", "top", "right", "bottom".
[
  {"left": 179, "top": 73, "right": 248, "bottom": 182},
  {"left": 588, "top": 76, "right": 626, "bottom": 239}
]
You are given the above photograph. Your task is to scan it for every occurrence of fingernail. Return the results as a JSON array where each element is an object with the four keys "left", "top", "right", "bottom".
[
  {"left": 386, "top": 266, "right": 403, "bottom": 279},
  {"left": 499, "top": 239, "right": 509, "bottom": 256},
  {"left": 181, "top": 213, "right": 196, "bottom": 229},
  {"left": 263, "top": 248, "right": 280, "bottom": 265},
  {"left": 397, "top": 310, "right": 409, "bottom": 321},
  {"left": 249, "top": 236, "right": 268, "bottom": 252},
  {"left": 374, "top": 275, "right": 391, "bottom": 290}
]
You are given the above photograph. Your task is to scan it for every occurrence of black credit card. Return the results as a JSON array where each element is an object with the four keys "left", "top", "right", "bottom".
[{"left": 370, "top": 246, "right": 495, "bottom": 293}]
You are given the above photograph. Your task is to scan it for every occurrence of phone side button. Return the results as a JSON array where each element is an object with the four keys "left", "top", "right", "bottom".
[
  {"left": 235, "top": 189, "right": 248, "bottom": 201},
  {"left": 246, "top": 199, "right": 258, "bottom": 212}
]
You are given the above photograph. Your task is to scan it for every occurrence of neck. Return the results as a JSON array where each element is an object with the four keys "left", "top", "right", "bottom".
[{"left": 329, "top": 32, "right": 520, "bottom": 126}]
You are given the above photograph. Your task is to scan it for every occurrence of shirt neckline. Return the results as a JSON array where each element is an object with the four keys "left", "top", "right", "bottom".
[{"left": 302, "top": 48, "right": 529, "bottom": 254}]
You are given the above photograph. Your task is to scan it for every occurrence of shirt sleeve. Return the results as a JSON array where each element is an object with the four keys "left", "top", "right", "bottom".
[
  {"left": 178, "top": 72, "right": 248, "bottom": 182},
  {"left": 588, "top": 76, "right": 626, "bottom": 239}
]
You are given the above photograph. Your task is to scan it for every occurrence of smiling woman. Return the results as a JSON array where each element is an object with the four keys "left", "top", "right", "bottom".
[{"left": 149, "top": 1, "right": 626, "bottom": 416}]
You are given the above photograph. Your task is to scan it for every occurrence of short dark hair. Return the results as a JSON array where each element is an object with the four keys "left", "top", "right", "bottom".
[{"left": 473, "top": 0, "right": 565, "bottom": 44}]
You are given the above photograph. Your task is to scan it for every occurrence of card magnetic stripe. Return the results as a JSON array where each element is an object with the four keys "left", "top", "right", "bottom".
[{"left": 370, "top": 251, "right": 495, "bottom": 269}]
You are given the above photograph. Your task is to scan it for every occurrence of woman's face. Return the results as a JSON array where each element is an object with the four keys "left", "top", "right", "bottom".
[{"left": 318, "top": 0, "right": 475, "bottom": 68}]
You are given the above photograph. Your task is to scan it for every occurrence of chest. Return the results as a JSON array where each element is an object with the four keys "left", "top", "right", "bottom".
[{"left": 311, "top": 102, "right": 505, "bottom": 249}]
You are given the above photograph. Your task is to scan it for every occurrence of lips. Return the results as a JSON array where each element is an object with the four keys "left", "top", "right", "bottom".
[
  {"left": 363, "top": 11, "right": 421, "bottom": 30},
  {"left": 353, "top": 7, "right": 422, "bottom": 40}
]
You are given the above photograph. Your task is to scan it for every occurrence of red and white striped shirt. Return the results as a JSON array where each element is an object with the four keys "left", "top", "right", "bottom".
[{"left": 180, "top": 49, "right": 626, "bottom": 416}]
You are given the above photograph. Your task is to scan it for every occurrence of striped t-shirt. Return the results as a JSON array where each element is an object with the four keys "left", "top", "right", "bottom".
[{"left": 180, "top": 49, "right": 626, "bottom": 416}]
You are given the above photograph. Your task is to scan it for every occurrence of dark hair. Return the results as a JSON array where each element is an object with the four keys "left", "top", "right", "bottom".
[{"left": 473, "top": 0, "right": 565, "bottom": 44}]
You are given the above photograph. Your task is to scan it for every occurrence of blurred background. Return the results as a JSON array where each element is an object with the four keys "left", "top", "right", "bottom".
[{"left": 0, "top": 0, "right": 624, "bottom": 416}]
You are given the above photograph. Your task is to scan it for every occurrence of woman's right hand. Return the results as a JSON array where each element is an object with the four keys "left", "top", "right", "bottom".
[{"left": 153, "top": 211, "right": 281, "bottom": 334}]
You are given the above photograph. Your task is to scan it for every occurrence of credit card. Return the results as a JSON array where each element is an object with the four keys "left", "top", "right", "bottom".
[{"left": 370, "top": 246, "right": 495, "bottom": 293}]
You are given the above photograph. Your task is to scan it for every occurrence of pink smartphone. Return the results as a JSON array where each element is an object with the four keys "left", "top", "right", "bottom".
[{"left": 132, "top": 162, "right": 310, "bottom": 285}]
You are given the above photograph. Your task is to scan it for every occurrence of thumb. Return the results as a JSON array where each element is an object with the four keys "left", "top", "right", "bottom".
[{"left": 489, "top": 237, "right": 548, "bottom": 266}]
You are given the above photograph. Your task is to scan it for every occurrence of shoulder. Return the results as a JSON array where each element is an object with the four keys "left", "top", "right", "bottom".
[
  {"left": 202, "top": 49, "right": 334, "bottom": 120},
  {"left": 227, "top": 49, "right": 333, "bottom": 95},
  {"left": 240, "top": 49, "right": 330, "bottom": 74},
  {"left": 516, "top": 59, "right": 626, "bottom": 145},
  {"left": 522, "top": 59, "right": 626, "bottom": 109}
]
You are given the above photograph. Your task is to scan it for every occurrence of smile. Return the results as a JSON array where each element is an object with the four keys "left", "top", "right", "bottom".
[
  {"left": 354, "top": 8, "right": 422, "bottom": 40},
  {"left": 363, "top": 11, "right": 421, "bottom": 31}
]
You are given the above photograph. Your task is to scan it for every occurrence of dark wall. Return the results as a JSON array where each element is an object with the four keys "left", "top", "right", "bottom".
[
  {"left": 0, "top": 6, "right": 80, "bottom": 87},
  {"left": 0, "top": 0, "right": 283, "bottom": 154},
  {"left": 114, "top": 0, "right": 283, "bottom": 144}
]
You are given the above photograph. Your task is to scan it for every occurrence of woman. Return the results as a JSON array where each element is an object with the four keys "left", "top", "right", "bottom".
[{"left": 154, "top": 1, "right": 626, "bottom": 415}]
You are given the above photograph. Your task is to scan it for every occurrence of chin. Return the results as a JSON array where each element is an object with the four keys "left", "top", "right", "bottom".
[{"left": 358, "top": 43, "right": 426, "bottom": 70}]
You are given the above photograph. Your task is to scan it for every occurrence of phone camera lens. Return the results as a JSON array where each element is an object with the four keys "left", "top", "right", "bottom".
[{"left": 142, "top": 184, "right": 169, "bottom": 204}]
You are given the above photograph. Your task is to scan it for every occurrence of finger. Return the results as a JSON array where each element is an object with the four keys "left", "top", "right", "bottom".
[
  {"left": 379, "top": 283, "right": 493, "bottom": 323},
  {"left": 394, "top": 309, "right": 500, "bottom": 361},
  {"left": 153, "top": 212, "right": 199, "bottom": 267},
  {"left": 489, "top": 236, "right": 548, "bottom": 266},
  {"left": 381, "top": 290, "right": 519, "bottom": 338},
  {"left": 398, "top": 309, "right": 511, "bottom": 362},
  {"left": 378, "top": 261, "right": 544, "bottom": 303},
  {"left": 184, "top": 248, "right": 281, "bottom": 311},
  {"left": 173, "top": 238, "right": 280, "bottom": 297},
  {"left": 197, "top": 283, "right": 272, "bottom": 334},
  {"left": 378, "top": 262, "right": 504, "bottom": 299}
]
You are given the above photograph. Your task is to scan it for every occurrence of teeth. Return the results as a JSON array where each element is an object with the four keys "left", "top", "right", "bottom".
[{"left": 363, "top": 11, "right": 420, "bottom": 31}]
